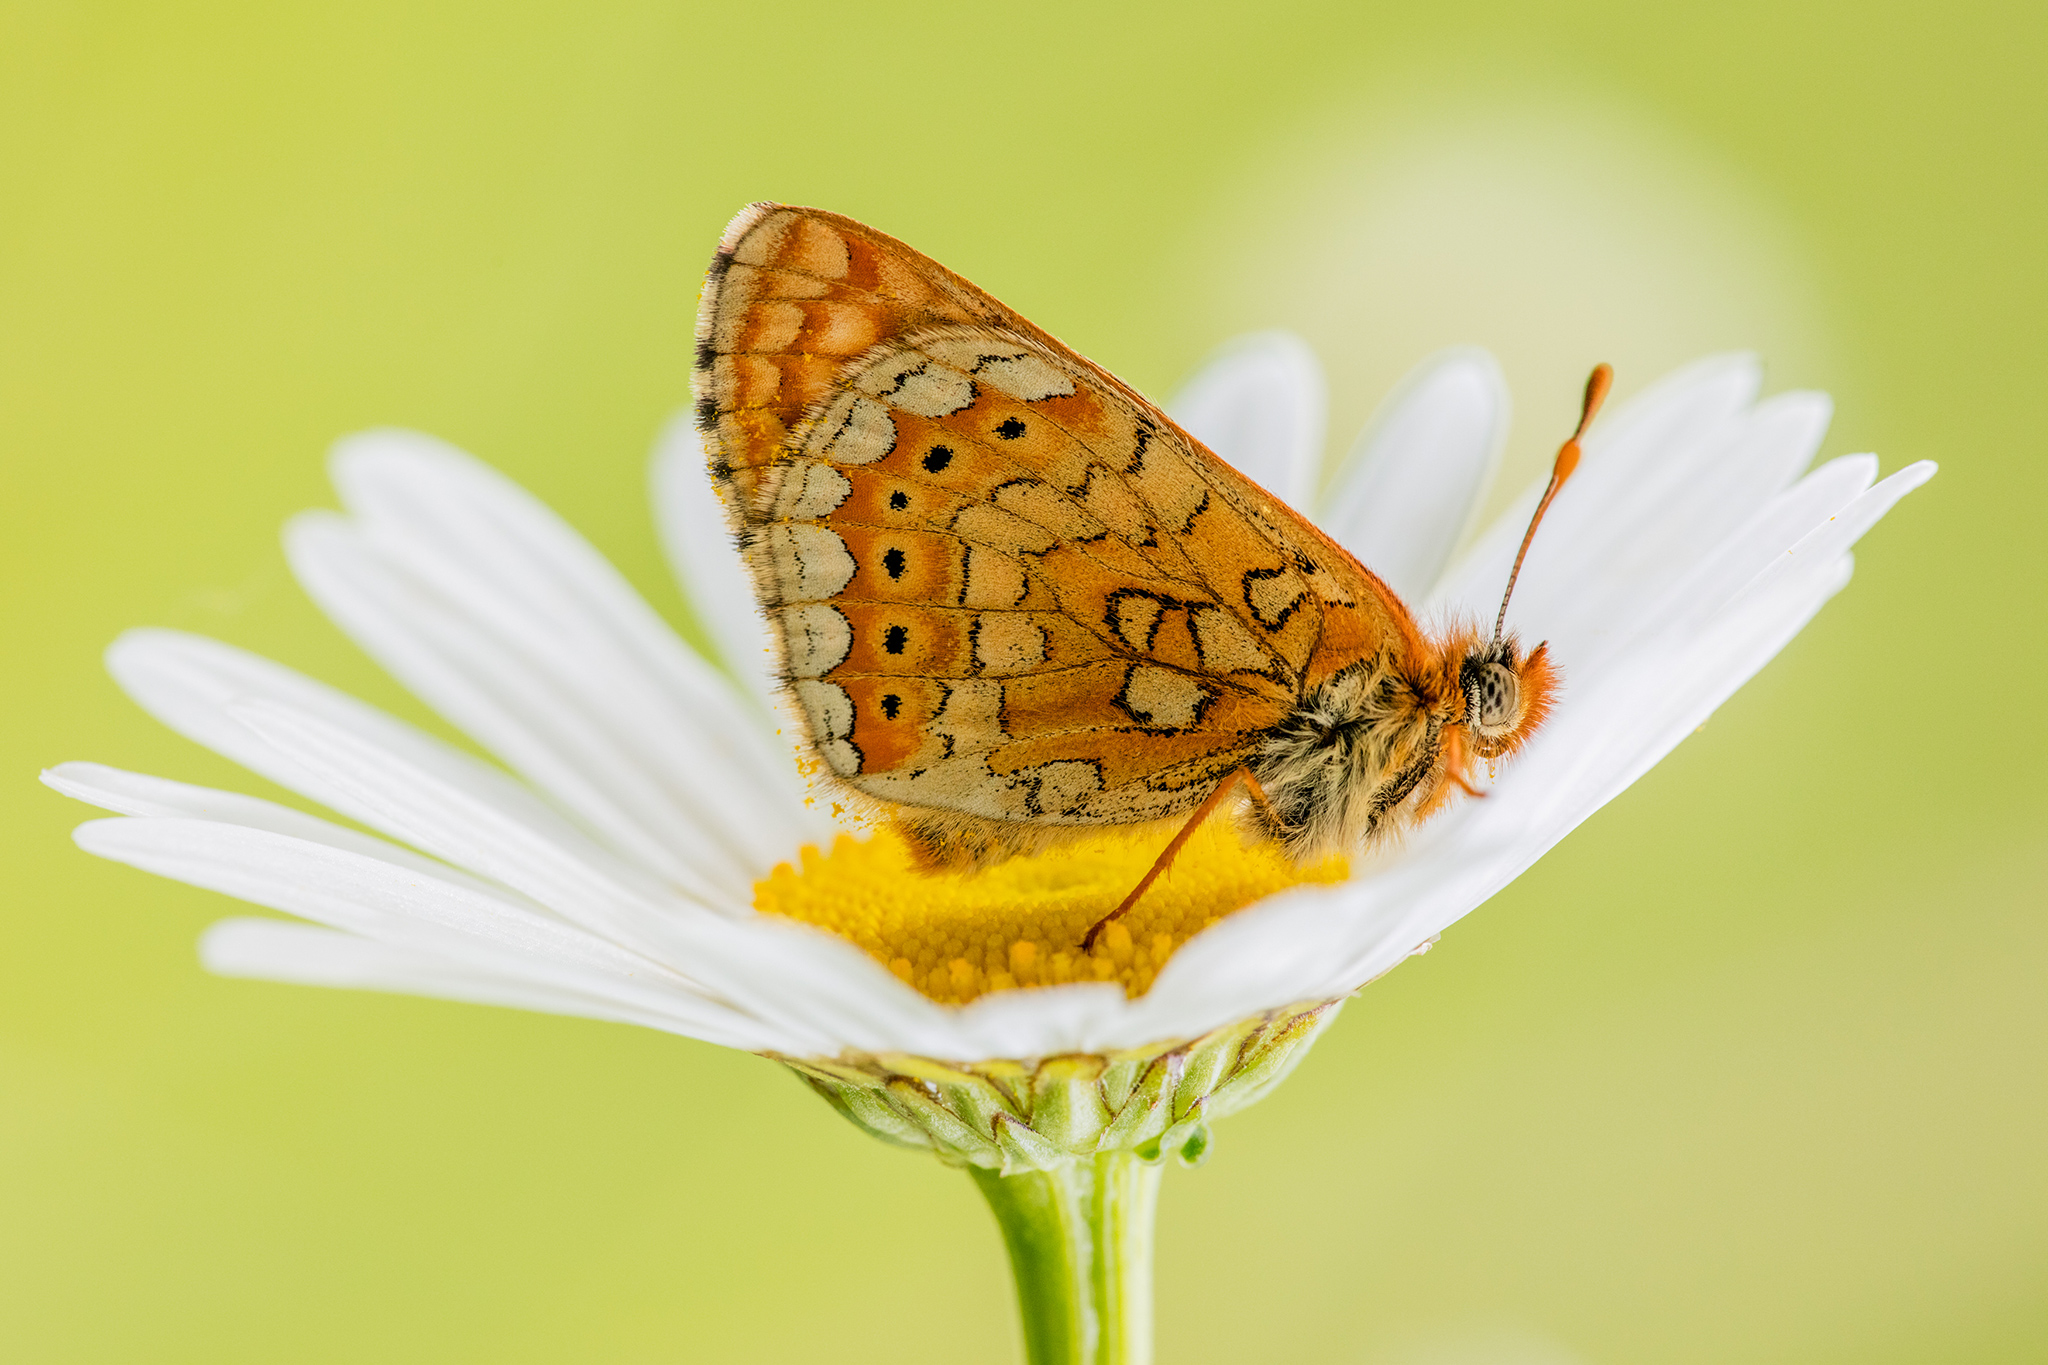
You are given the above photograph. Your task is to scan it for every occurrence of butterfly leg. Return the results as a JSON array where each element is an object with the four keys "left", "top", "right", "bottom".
[
  {"left": 1446, "top": 770, "right": 1487, "bottom": 799},
  {"left": 1237, "top": 767, "right": 1279, "bottom": 823},
  {"left": 1081, "top": 767, "right": 1265, "bottom": 952}
]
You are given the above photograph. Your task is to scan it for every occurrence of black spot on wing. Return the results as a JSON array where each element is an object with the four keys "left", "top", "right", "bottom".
[
  {"left": 995, "top": 417, "right": 1026, "bottom": 440},
  {"left": 923, "top": 445, "right": 954, "bottom": 473}
]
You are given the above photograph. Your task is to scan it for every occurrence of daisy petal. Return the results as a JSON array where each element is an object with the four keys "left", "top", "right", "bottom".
[
  {"left": 104, "top": 628, "right": 572, "bottom": 849},
  {"left": 1729, "top": 461, "right": 1937, "bottom": 611},
  {"left": 311, "top": 431, "right": 824, "bottom": 863},
  {"left": 1520, "top": 391, "right": 1833, "bottom": 662},
  {"left": 1167, "top": 331, "right": 1324, "bottom": 510},
  {"left": 57, "top": 762, "right": 883, "bottom": 1055},
  {"left": 199, "top": 919, "right": 783, "bottom": 1052},
  {"left": 75, "top": 815, "right": 660, "bottom": 982},
  {"left": 1649, "top": 454, "right": 1877, "bottom": 633},
  {"left": 43, "top": 760, "right": 490, "bottom": 888},
  {"left": 287, "top": 512, "right": 814, "bottom": 894},
  {"left": 954, "top": 980, "right": 1134, "bottom": 1062},
  {"left": 1430, "top": 357, "right": 1813, "bottom": 671},
  {"left": 1117, "top": 878, "right": 1369, "bottom": 1047},
  {"left": 1443, "top": 560, "right": 1857, "bottom": 943},
  {"left": 1434, "top": 354, "right": 1764, "bottom": 609},
  {"left": 1313, "top": 561, "right": 1858, "bottom": 1001},
  {"left": 649, "top": 412, "right": 783, "bottom": 710},
  {"left": 650, "top": 913, "right": 966, "bottom": 1059},
  {"left": 1570, "top": 352, "right": 1764, "bottom": 498},
  {"left": 1321, "top": 347, "right": 1509, "bottom": 602},
  {"left": 100, "top": 628, "right": 732, "bottom": 907},
  {"left": 1566, "top": 560, "right": 1858, "bottom": 821},
  {"left": 226, "top": 696, "right": 741, "bottom": 944}
]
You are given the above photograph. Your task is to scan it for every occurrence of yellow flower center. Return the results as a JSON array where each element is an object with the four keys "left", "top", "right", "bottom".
[{"left": 753, "top": 822, "right": 1347, "bottom": 1005}]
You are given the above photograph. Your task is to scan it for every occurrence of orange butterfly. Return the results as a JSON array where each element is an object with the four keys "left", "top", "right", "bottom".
[{"left": 693, "top": 204, "right": 1604, "bottom": 946}]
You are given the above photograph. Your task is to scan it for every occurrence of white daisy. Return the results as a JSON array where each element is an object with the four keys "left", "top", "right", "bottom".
[{"left": 46, "top": 341, "right": 1931, "bottom": 1162}]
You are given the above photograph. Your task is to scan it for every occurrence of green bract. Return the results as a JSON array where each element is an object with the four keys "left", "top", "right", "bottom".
[{"left": 778, "top": 999, "right": 1339, "bottom": 1174}]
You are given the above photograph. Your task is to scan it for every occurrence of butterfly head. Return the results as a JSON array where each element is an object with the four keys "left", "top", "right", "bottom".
[{"left": 1457, "top": 636, "right": 1557, "bottom": 759}]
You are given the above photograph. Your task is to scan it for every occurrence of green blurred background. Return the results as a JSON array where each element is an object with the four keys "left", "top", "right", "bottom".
[{"left": 3, "top": 2, "right": 2041, "bottom": 1360}]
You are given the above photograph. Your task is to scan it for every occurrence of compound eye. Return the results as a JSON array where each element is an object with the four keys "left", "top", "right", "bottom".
[{"left": 1475, "top": 662, "right": 1520, "bottom": 734}]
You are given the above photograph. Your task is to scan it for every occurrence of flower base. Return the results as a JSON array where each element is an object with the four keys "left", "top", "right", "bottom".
[{"left": 777, "top": 998, "right": 1342, "bottom": 1173}]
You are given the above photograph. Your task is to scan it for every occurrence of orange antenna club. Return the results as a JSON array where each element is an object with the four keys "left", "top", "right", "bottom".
[{"left": 1493, "top": 363, "right": 1611, "bottom": 643}]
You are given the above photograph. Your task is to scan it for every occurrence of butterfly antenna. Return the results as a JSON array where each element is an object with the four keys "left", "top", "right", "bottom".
[{"left": 1493, "top": 363, "right": 1612, "bottom": 644}]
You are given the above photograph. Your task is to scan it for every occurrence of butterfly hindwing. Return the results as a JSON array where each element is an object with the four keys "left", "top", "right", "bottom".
[{"left": 695, "top": 205, "right": 1409, "bottom": 842}]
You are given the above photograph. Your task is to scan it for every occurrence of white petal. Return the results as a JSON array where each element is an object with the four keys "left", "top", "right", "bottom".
[
  {"left": 199, "top": 919, "right": 784, "bottom": 1053},
  {"left": 1166, "top": 331, "right": 1324, "bottom": 510},
  {"left": 1645, "top": 454, "right": 1877, "bottom": 634},
  {"left": 949, "top": 980, "right": 1134, "bottom": 1061},
  {"left": 1110, "top": 878, "right": 1373, "bottom": 1047},
  {"left": 1557, "top": 562, "right": 1857, "bottom": 821},
  {"left": 287, "top": 512, "right": 815, "bottom": 895},
  {"left": 652, "top": 912, "right": 968, "bottom": 1058},
  {"left": 1386, "top": 561, "right": 1857, "bottom": 974},
  {"left": 1433, "top": 354, "right": 1763, "bottom": 602},
  {"left": 99, "top": 628, "right": 727, "bottom": 914},
  {"left": 76, "top": 815, "right": 662, "bottom": 983},
  {"left": 1300, "top": 561, "right": 1858, "bottom": 1004},
  {"left": 1728, "top": 461, "right": 1936, "bottom": 611},
  {"left": 43, "top": 760, "right": 491, "bottom": 889},
  {"left": 1429, "top": 358, "right": 1809, "bottom": 666},
  {"left": 649, "top": 411, "right": 783, "bottom": 710},
  {"left": 1487, "top": 457, "right": 1922, "bottom": 850},
  {"left": 105, "top": 628, "right": 564, "bottom": 839},
  {"left": 86, "top": 808, "right": 822, "bottom": 1050},
  {"left": 226, "top": 696, "right": 741, "bottom": 949},
  {"left": 1531, "top": 391, "right": 1832, "bottom": 662},
  {"left": 58, "top": 761, "right": 910, "bottom": 1056},
  {"left": 314, "top": 431, "right": 825, "bottom": 861},
  {"left": 1320, "top": 347, "right": 1509, "bottom": 601},
  {"left": 1493, "top": 405, "right": 1848, "bottom": 689},
  {"left": 83, "top": 633, "right": 952, "bottom": 1058}
]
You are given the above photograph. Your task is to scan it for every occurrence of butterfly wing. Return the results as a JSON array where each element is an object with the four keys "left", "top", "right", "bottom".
[{"left": 695, "top": 205, "right": 1414, "bottom": 843}]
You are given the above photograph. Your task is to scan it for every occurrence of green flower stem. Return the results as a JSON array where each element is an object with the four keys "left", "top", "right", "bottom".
[{"left": 970, "top": 1153, "right": 1162, "bottom": 1365}]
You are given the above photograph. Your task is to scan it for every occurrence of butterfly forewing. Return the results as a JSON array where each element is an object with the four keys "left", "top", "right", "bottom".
[{"left": 696, "top": 204, "right": 1415, "bottom": 845}]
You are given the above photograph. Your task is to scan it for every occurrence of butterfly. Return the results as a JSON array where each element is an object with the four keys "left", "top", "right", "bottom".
[{"left": 693, "top": 204, "right": 1604, "bottom": 947}]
